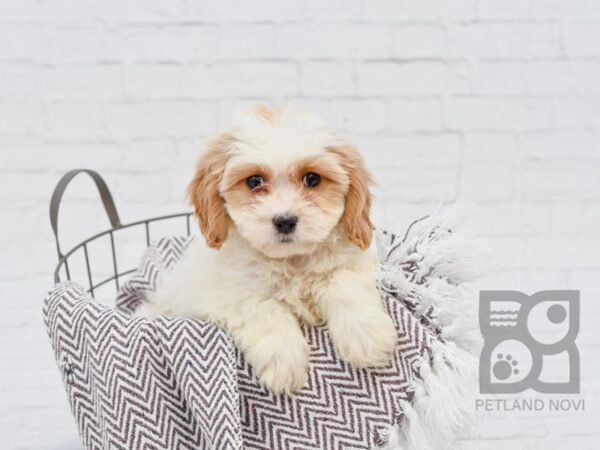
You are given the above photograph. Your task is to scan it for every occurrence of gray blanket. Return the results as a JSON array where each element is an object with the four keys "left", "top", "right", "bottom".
[{"left": 44, "top": 217, "right": 481, "bottom": 450}]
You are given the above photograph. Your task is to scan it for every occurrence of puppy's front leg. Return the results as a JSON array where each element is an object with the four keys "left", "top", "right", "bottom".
[
  {"left": 227, "top": 298, "right": 309, "bottom": 395},
  {"left": 319, "top": 269, "right": 396, "bottom": 368}
]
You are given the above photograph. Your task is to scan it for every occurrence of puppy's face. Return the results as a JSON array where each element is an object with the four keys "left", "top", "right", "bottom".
[
  {"left": 221, "top": 149, "right": 349, "bottom": 258},
  {"left": 188, "top": 104, "right": 373, "bottom": 258}
]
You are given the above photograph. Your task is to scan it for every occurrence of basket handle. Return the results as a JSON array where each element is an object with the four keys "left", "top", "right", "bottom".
[{"left": 50, "top": 169, "right": 121, "bottom": 259}]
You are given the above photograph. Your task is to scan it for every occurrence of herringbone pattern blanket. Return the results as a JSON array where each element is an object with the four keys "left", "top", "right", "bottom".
[{"left": 44, "top": 217, "right": 481, "bottom": 450}]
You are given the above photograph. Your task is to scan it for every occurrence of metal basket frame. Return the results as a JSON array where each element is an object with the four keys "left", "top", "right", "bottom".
[{"left": 51, "top": 169, "right": 192, "bottom": 298}]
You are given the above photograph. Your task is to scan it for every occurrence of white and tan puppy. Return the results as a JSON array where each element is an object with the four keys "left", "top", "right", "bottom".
[{"left": 146, "top": 103, "right": 397, "bottom": 394}]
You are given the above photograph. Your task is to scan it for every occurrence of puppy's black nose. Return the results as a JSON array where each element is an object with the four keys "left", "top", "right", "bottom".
[{"left": 273, "top": 214, "right": 298, "bottom": 234}]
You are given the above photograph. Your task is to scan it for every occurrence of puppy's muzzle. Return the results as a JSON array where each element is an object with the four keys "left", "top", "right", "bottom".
[{"left": 272, "top": 214, "right": 298, "bottom": 235}]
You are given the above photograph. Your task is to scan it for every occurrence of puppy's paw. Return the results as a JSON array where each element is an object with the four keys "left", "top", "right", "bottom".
[
  {"left": 249, "top": 336, "right": 310, "bottom": 395},
  {"left": 331, "top": 307, "right": 397, "bottom": 369}
]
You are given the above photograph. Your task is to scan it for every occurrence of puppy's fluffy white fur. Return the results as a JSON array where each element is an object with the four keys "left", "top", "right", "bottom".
[{"left": 145, "top": 103, "right": 397, "bottom": 394}]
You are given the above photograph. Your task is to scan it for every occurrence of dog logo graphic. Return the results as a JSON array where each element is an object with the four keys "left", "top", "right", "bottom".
[{"left": 479, "top": 290, "right": 580, "bottom": 394}]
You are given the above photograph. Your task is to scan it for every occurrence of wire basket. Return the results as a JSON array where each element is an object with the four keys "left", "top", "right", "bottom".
[
  {"left": 45, "top": 171, "right": 484, "bottom": 450},
  {"left": 51, "top": 169, "right": 192, "bottom": 298}
]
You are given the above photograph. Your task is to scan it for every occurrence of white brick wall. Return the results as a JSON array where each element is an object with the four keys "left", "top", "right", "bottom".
[{"left": 1, "top": 1, "right": 599, "bottom": 449}]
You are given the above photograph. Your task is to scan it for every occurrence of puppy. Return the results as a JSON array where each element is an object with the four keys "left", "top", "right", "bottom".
[{"left": 146, "top": 103, "right": 397, "bottom": 394}]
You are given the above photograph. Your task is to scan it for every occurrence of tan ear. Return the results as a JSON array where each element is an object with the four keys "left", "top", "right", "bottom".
[
  {"left": 329, "top": 143, "right": 374, "bottom": 250},
  {"left": 186, "top": 134, "right": 233, "bottom": 249}
]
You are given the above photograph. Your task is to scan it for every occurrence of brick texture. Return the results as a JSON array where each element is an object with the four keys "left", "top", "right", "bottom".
[{"left": 1, "top": 1, "right": 599, "bottom": 449}]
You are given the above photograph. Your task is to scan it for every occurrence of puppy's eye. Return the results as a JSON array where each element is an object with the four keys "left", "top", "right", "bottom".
[
  {"left": 303, "top": 172, "right": 321, "bottom": 188},
  {"left": 246, "top": 175, "right": 264, "bottom": 189}
]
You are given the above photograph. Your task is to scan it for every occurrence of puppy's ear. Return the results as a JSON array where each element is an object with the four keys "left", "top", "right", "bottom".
[
  {"left": 187, "top": 133, "right": 233, "bottom": 249},
  {"left": 330, "top": 143, "right": 374, "bottom": 250}
]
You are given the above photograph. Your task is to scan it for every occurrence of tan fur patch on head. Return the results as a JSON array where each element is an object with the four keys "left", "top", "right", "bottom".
[
  {"left": 253, "top": 104, "right": 277, "bottom": 123},
  {"left": 187, "top": 133, "right": 233, "bottom": 249},
  {"left": 328, "top": 143, "right": 374, "bottom": 250}
]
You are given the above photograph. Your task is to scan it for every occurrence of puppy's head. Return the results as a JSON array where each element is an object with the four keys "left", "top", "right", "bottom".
[{"left": 187, "top": 103, "right": 373, "bottom": 258}]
